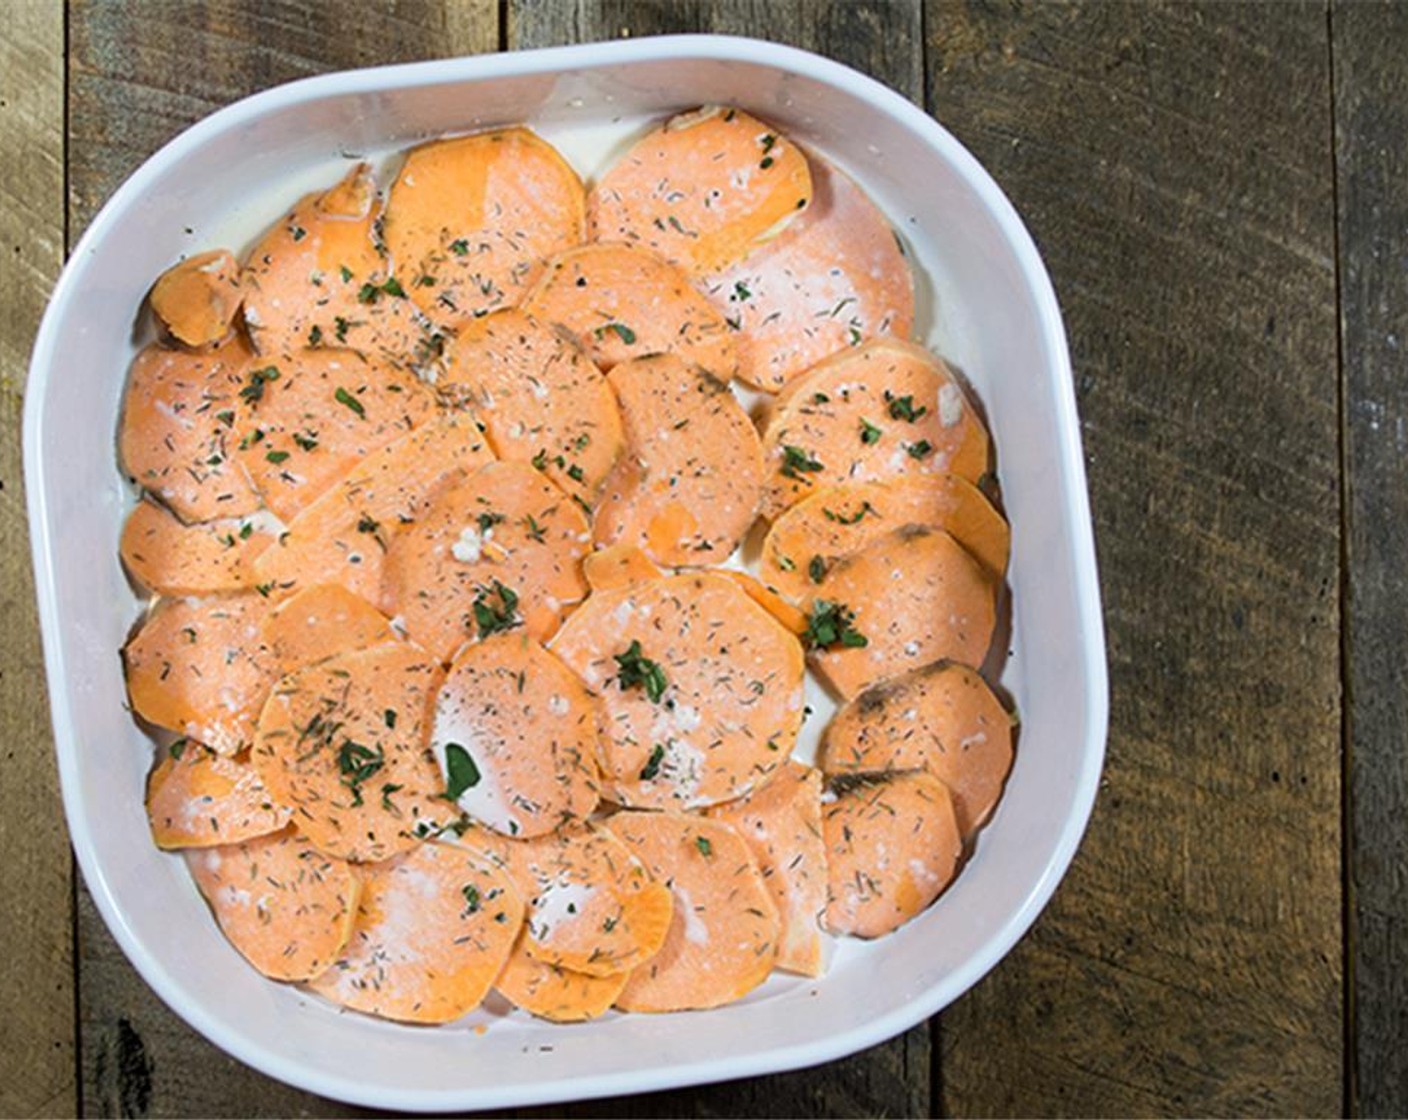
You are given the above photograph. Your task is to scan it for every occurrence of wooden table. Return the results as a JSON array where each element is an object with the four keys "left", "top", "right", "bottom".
[{"left": 1, "top": 1, "right": 1400, "bottom": 1115}]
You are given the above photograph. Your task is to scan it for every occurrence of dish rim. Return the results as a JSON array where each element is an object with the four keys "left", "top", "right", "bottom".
[{"left": 24, "top": 32, "right": 1109, "bottom": 1111}]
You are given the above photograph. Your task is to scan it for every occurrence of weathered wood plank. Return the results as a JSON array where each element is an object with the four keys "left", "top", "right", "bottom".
[
  {"left": 1333, "top": 3, "right": 1408, "bottom": 1116},
  {"left": 68, "top": 4, "right": 496, "bottom": 1115},
  {"left": 925, "top": 3, "right": 1343, "bottom": 1115},
  {"left": 508, "top": 3, "right": 926, "bottom": 1116},
  {"left": 0, "top": 3, "right": 75, "bottom": 1117}
]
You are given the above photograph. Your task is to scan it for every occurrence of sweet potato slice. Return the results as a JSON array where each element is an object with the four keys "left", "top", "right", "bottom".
[
  {"left": 118, "top": 337, "right": 262, "bottom": 523},
  {"left": 307, "top": 839, "right": 524, "bottom": 1023},
  {"left": 242, "top": 164, "right": 431, "bottom": 367},
  {"left": 822, "top": 771, "right": 961, "bottom": 938},
  {"left": 821, "top": 661, "right": 1015, "bottom": 837},
  {"left": 187, "top": 827, "right": 358, "bottom": 981},
  {"left": 251, "top": 641, "right": 445, "bottom": 862},
  {"left": 232, "top": 348, "right": 435, "bottom": 522},
  {"left": 146, "top": 742, "right": 290, "bottom": 849},
  {"left": 705, "top": 760, "right": 825, "bottom": 977},
  {"left": 550, "top": 571, "right": 804, "bottom": 809},
  {"left": 583, "top": 544, "right": 662, "bottom": 593},
  {"left": 263, "top": 583, "right": 396, "bottom": 675},
  {"left": 805, "top": 526, "right": 996, "bottom": 701},
  {"left": 120, "top": 500, "right": 276, "bottom": 596},
  {"left": 151, "top": 249, "right": 244, "bottom": 348},
  {"left": 717, "top": 571, "right": 808, "bottom": 636},
  {"left": 588, "top": 107, "right": 812, "bottom": 276},
  {"left": 495, "top": 943, "right": 628, "bottom": 1023},
  {"left": 520, "top": 243, "right": 737, "bottom": 377},
  {"left": 609, "top": 811, "right": 779, "bottom": 1012},
  {"left": 760, "top": 339, "right": 990, "bottom": 519},
  {"left": 381, "top": 461, "right": 590, "bottom": 664},
  {"left": 252, "top": 412, "right": 496, "bottom": 605},
  {"left": 382, "top": 128, "right": 585, "bottom": 329},
  {"left": 594, "top": 354, "right": 763, "bottom": 566},
  {"left": 431, "top": 634, "right": 600, "bottom": 839},
  {"left": 761, "top": 476, "right": 1010, "bottom": 603},
  {"left": 440, "top": 308, "right": 623, "bottom": 505},
  {"left": 124, "top": 594, "right": 275, "bottom": 755},
  {"left": 703, "top": 155, "right": 914, "bottom": 392}
]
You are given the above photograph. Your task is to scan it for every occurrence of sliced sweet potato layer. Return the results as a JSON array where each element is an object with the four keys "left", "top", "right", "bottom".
[
  {"left": 440, "top": 308, "right": 623, "bottom": 505},
  {"left": 822, "top": 661, "right": 1014, "bottom": 837},
  {"left": 118, "top": 337, "right": 262, "bottom": 523},
  {"left": 242, "top": 164, "right": 431, "bottom": 368},
  {"left": 806, "top": 526, "right": 996, "bottom": 701},
  {"left": 381, "top": 461, "right": 590, "bottom": 664},
  {"left": 520, "top": 243, "right": 737, "bottom": 377},
  {"left": 307, "top": 839, "right": 524, "bottom": 1024},
  {"left": 125, "top": 594, "right": 275, "bottom": 755},
  {"left": 233, "top": 348, "right": 435, "bottom": 522},
  {"left": 705, "top": 760, "right": 825, "bottom": 977},
  {"left": 251, "top": 641, "right": 445, "bottom": 862},
  {"left": 147, "top": 742, "right": 290, "bottom": 849},
  {"left": 252, "top": 412, "right": 496, "bottom": 605},
  {"left": 583, "top": 543, "right": 662, "bottom": 593},
  {"left": 588, "top": 107, "right": 812, "bottom": 276},
  {"left": 383, "top": 128, "right": 585, "bottom": 329},
  {"left": 822, "top": 771, "right": 961, "bottom": 938},
  {"left": 263, "top": 583, "right": 396, "bottom": 675},
  {"left": 703, "top": 155, "right": 913, "bottom": 391},
  {"left": 187, "top": 827, "right": 358, "bottom": 981},
  {"left": 550, "top": 571, "right": 804, "bottom": 809},
  {"left": 495, "top": 941, "right": 628, "bottom": 1022},
  {"left": 609, "top": 811, "right": 779, "bottom": 1012},
  {"left": 717, "top": 571, "right": 808, "bottom": 636},
  {"left": 120, "top": 499, "right": 276, "bottom": 596},
  {"left": 594, "top": 354, "right": 763, "bottom": 566},
  {"left": 761, "top": 476, "right": 1010, "bottom": 603},
  {"left": 151, "top": 249, "right": 244, "bottom": 348},
  {"left": 431, "top": 633, "right": 601, "bottom": 839},
  {"left": 760, "top": 338, "right": 990, "bottom": 519}
]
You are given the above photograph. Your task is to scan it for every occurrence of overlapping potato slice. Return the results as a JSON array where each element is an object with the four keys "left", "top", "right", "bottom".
[
  {"left": 252, "top": 412, "right": 496, "bottom": 606},
  {"left": 593, "top": 354, "right": 763, "bottom": 566},
  {"left": 705, "top": 760, "right": 826, "bottom": 977},
  {"left": 588, "top": 107, "right": 812, "bottom": 275},
  {"left": 120, "top": 500, "right": 276, "bottom": 596},
  {"left": 703, "top": 155, "right": 914, "bottom": 392},
  {"left": 440, "top": 308, "right": 623, "bottom": 506},
  {"left": 430, "top": 634, "right": 600, "bottom": 839},
  {"left": 147, "top": 742, "right": 290, "bottom": 849},
  {"left": 521, "top": 243, "right": 737, "bottom": 377},
  {"left": 760, "top": 338, "right": 990, "bottom": 519},
  {"left": 551, "top": 571, "right": 804, "bottom": 809},
  {"left": 804, "top": 526, "right": 996, "bottom": 701},
  {"left": 262, "top": 583, "right": 397, "bottom": 675},
  {"left": 118, "top": 337, "right": 262, "bottom": 523},
  {"left": 251, "top": 641, "right": 444, "bottom": 862},
  {"left": 151, "top": 249, "right": 244, "bottom": 348},
  {"left": 307, "top": 839, "right": 524, "bottom": 1024},
  {"left": 383, "top": 128, "right": 585, "bottom": 329},
  {"left": 232, "top": 348, "right": 435, "bottom": 522},
  {"left": 494, "top": 942, "right": 628, "bottom": 1023},
  {"left": 124, "top": 593, "right": 275, "bottom": 755},
  {"left": 822, "top": 771, "right": 961, "bottom": 938},
  {"left": 609, "top": 811, "right": 780, "bottom": 1012},
  {"left": 822, "top": 661, "right": 1014, "bottom": 837},
  {"left": 381, "top": 461, "right": 590, "bottom": 664},
  {"left": 761, "top": 476, "right": 1009, "bottom": 603},
  {"left": 187, "top": 827, "right": 358, "bottom": 981}
]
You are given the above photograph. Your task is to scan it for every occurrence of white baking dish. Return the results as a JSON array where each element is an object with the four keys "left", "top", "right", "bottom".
[{"left": 24, "top": 35, "right": 1107, "bottom": 1111}]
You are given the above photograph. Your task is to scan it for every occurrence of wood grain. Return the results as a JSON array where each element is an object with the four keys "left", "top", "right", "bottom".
[
  {"left": 67, "top": 4, "right": 496, "bottom": 1115},
  {"left": 0, "top": 3, "right": 75, "bottom": 1117},
  {"left": 506, "top": 3, "right": 928, "bottom": 1117},
  {"left": 925, "top": 3, "right": 1343, "bottom": 1115},
  {"left": 1333, "top": 3, "right": 1408, "bottom": 1116}
]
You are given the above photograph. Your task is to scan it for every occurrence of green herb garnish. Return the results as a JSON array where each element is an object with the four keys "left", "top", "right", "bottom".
[
  {"left": 803, "top": 599, "right": 868, "bottom": 650},
  {"left": 780, "top": 445, "right": 823, "bottom": 481},
  {"left": 614, "top": 640, "right": 667, "bottom": 703},
  {"left": 859, "top": 418, "right": 882, "bottom": 445},
  {"left": 444, "top": 742, "right": 481, "bottom": 799},
  {"left": 337, "top": 740, "right": 384, "bottom": 807},
  {"left": 639, "top": 743, "right": 666, "bottom": 781},
  {"left": 471, "top": 580, "right": 520, "bottom": 638},
  {"left": 334, "top": 387, "right": 365, "bottom": 417}
]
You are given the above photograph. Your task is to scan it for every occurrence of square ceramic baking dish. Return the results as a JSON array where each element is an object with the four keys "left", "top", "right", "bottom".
[{"left": 24, "top": 35, "right": 1107, "bottom": 1111}]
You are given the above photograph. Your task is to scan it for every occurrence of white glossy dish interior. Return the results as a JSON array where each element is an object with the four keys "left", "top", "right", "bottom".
[{"left": 25, "top": 35, "right": 1108, "bottom": 1112}]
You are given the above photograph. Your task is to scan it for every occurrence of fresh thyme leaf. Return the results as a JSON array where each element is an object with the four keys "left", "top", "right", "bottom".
[
  {"left": 695, "top": 835, "right": 713, "bottom": 857},
  {"left": 614, "top": 640, "right": 668, "bottom": 703},
  {"left": 885, "top": 392, "right": 927, "bottom": 422},
  {"left": 639, "top": 743, "right": 665, "bottom": 781},
  {"left": 803, "top": 599, "right": 868, "bottom": 650},
  {"left": 780, "top": 445, "right": 823, "bottom": 481},
  {"left": 444, "top": 742, "right": 481, "bottom": 799},
  {"left": 471, "top": 580, "right": 520, "bottom": 638},
  {"left": 337, "top": 740, "right": 384, "bottom": 807},
  {"left": 859, "top": 418, "right": 882, "bottom": 445},
  {"left": 906, "top": 439, "right": 934, "bottom": 460},
  {"left": 334, "top": 387, "right": 365, "bottom": 417},
  {"left": 808, "top": 555, "right": 827, "bottom": 584}
]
